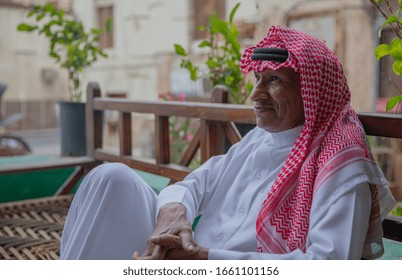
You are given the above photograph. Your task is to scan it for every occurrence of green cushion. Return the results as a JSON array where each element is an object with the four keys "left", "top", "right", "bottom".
[
  {"left": 133, "top": 169, "right": 170, "bottom": 194},
  {"left": 379, "top": 238, "right": 402, "bottom": 260},
  {"left": 0, "top": 155, "right": 171, "bottom": 203},
  {"left": 0, "top": 168, "right": 77, "bottom": 203}
]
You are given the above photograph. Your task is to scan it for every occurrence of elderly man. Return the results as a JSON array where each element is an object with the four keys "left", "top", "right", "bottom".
[{"left": 60, "top": 26, "right": 395, "bottom": 260}]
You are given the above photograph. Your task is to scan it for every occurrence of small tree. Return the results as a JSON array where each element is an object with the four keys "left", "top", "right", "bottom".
[
  {"left": 370, "top": 0, "right": 402, "bottom": 218},
  {"left": 370, "top": 0, "right": 402, "bottom": 111},
  {"left": 17, "top": 3, "right": 109, "bottom": 102},
  {"left": 174, "top": 3, "right": 253, "bottom": 104}
]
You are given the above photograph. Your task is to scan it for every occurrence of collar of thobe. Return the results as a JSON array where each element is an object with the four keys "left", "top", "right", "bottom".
[{"left": 264, "top": 124, "right": 303, "bottom": 146}]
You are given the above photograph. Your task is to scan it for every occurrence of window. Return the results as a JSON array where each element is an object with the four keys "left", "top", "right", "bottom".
[
  {"left": 97, "top": 5, "right": 114, "bottom": 49},
  {"left": 192, "top": 0, "right": 225, "bottom": 40}
]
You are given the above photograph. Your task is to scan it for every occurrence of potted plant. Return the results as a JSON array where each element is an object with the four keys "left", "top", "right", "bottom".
[
  {"left": 370, "top": 0, "right": 402, "bottom": 111},
  {"left": 17, "top": 3, "right": 109, "bottom": 156},
  {"left": 174, "top": 2, "right": 253, "bottom": 105},
  {"left": 370, "top": 0, "right": 402, "bottom": 203},
  {"left": 173, "top": 3, "right": 254, "bottom": 143}
]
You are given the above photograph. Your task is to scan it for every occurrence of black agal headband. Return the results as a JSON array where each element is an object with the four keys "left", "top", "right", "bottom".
[{"left": 251, "top": 48, "right": 288, "bottom": 62}]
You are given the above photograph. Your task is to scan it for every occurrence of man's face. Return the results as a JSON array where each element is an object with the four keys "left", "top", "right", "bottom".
[{"left": 250, "top": 67, "right": 305, "bottom": 132}]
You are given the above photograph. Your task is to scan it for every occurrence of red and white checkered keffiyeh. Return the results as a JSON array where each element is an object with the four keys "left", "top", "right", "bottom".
[{"left": 240, "top": 26, "right": 389, "bottom": 258}]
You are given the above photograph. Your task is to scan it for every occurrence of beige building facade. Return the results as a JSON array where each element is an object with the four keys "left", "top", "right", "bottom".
[
  {"left": 0, "top": 0, "right": 382, "bottom": 132},
  {"left": 2, "top": 0, "right": 402, "bottom": 198}
]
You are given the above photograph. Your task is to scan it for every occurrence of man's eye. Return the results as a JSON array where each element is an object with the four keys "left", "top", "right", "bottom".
[
  {"left": 254, "top": 75, "right": 260, "bottom": 82},
  {"left": 269, "top": 76, "right": 279, "bottom": 82}
]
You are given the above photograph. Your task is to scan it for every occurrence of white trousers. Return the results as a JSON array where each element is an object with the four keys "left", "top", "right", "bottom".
[{"left": 60, "top": 163, "right": 157, "bottom": 259}]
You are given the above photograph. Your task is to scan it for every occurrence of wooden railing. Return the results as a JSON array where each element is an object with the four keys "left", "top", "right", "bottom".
[
  {"left": 86, "top": 82, "right": 256, "bottom": 182},
  {"left": 86, "top": 81, "right": 402, "bottom": 182}
]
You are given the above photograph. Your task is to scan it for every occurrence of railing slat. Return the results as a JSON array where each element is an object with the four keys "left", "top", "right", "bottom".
[
  {"left": 221, "top": 122, "right": 242, "bottom": 145},
  {"left": 155, "top": 115, "right": 170, "bottom": 164},
  {"left": 86, "top": 82, "right": 103, "bottom": 157},
  {"left": 180, "top": 127, "right": 201, "bottom": 167},
  {"left": 119, "top": 112, "right": 132, "bottom": 156}
]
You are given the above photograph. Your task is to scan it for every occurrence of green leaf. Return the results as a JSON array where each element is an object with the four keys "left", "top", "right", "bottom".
[
  {"left": 392, "top": 60, "right": 402, "bottom": 75},
  {"left": 378, "top": 15, "right": 399, "bottom": 37},
  {"left": 390, "top": 37, "right": 402, "bottom": 49},
  {"left": 375, "top": 44, "right": 390, "bottom": 60},
  {"left": 377, "top": 27, "right": 382, "bottom": 38},
  {"left": 395, "top": 206, "right": 402, "bottom": 216},
  {"left": 386, "top": 95, "right": 402, "bottom": 111},
  {"left": 43, "top": 25, "right": 51, "bottom": 36},
  {"left": 57, "top": 9, "right": 65, "bottom": 19},
  {"left": 209, "top": 13, "right": 219, "bottom": 34},
  {"left": 181, "top": 60, "right": 198, "bottom": 80},
  {"left": 190, "top": 68, "right": 198, "bottom": 80},
  {"left": 384, "top": 15, "right": 399, "bottom": 25},
  {"left": 225, "top": 75, "right": 234, "bottom": 85},
  {"left": 245, "top": 83, "right": 254, "bottom": 94},
  {"left": 27, "top": 10, "right": 37, "bottom": 17},
  {"left": 229, "top": 3, "right": 241, "bottom": 23},
  {"left": 36, "top": 13, "right": 46, "bottom": 22},
  {"left": 43, "top": 3, "right": 53, "bottom": 12},
  {"left": 216, "top": 20, "right": 228, "bottom": 36},
  {"left": 390, "top": 47, "right": 402, "bottom": 60},
  {"left": 198, "top": 40, "right": 211, "bottom": 48},
  {"left": 105, "top": 17, "right": 113, "bottom": 32},
  {"left": 206, "top": 58, "right": 220, "bottom": 69},
  {"left": 16, "top": 23, "right": 37, "bottom": 32},
  {"left": 174, "top": 44, "right": 187, "bottom": 56}
]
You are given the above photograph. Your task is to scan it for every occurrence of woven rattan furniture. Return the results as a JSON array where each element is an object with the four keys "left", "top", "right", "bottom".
[
  {"left": 0, "top": 82, "right": 401, "bottom": 260},
  {"left": 0, "top": 195, "right": 73, "bottom": 259}
]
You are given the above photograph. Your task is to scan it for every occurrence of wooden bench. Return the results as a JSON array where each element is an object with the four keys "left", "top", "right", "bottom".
[{"left": 0, "top": 82, "right": 401, "bottom": 259}]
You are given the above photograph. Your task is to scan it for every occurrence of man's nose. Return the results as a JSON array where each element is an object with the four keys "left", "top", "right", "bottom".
[
  {"left": 250, "top": 83, "right": 265, "bottom": 101},
  {"left": 250, "top": 87, "right": 258, "bottom": 101}
]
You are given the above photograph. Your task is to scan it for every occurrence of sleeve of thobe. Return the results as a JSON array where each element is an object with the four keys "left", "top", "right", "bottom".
[{"left": 156, "top": 153, "right": 227, "bottom": 224}]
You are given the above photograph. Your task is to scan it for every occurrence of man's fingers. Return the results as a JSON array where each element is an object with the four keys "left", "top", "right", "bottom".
[
  {"left": 132, "top": 251, "right": 140, "bottom": 260},
  {"left": 165, "top": 249, "right": 189, "bottom": 260},
  {"left": 150, "top": 244, "right": 169, "bottom": 260},
  {"left": 149, "top": 234, "right": 182, "bottom": 248},
  {"left": 179, "top": 230, "right": 195, "bottom": 251},
  {"left": 134, "top": 245, "right": 168, "bottom": 260},
  {"left": 150, "top": 232, "right": 194, "bottom": 251}
]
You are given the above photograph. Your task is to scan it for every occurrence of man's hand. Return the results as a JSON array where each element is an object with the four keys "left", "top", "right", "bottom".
[
  {"left": 150, "top": 234, "right": 209, "bottom": 260},
  {"left": 132, "top": 203, "right": 196, "bottom": 260}
]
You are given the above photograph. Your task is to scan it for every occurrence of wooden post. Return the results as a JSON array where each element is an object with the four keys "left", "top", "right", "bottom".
[
  {"left": 210, "top": 85, "right": 229, "bottom": 104},
  {"left": 179, "top": 128, "right": 201, "bottom": 166},
  {"left": 86, "top": 82, "right": 103, "bottom": 157},
  {"left": 200, "top": 86, "right": 229, "bottom": 161},
  {"left": 155, "top": 115, "right": 170, "bottom": 164},
  {"left": 118, "top": 112, "right": 132, "bottom": 156}
]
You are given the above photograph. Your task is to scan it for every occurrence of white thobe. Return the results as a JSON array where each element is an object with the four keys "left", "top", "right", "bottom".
[{"left": 61, "top": 126, "right": 386, "bottom": 260}]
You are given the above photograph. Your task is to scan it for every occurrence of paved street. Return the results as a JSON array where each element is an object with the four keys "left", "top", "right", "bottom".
[{"left": 10, "top": 129, "right": 60, "bottom": 156}]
